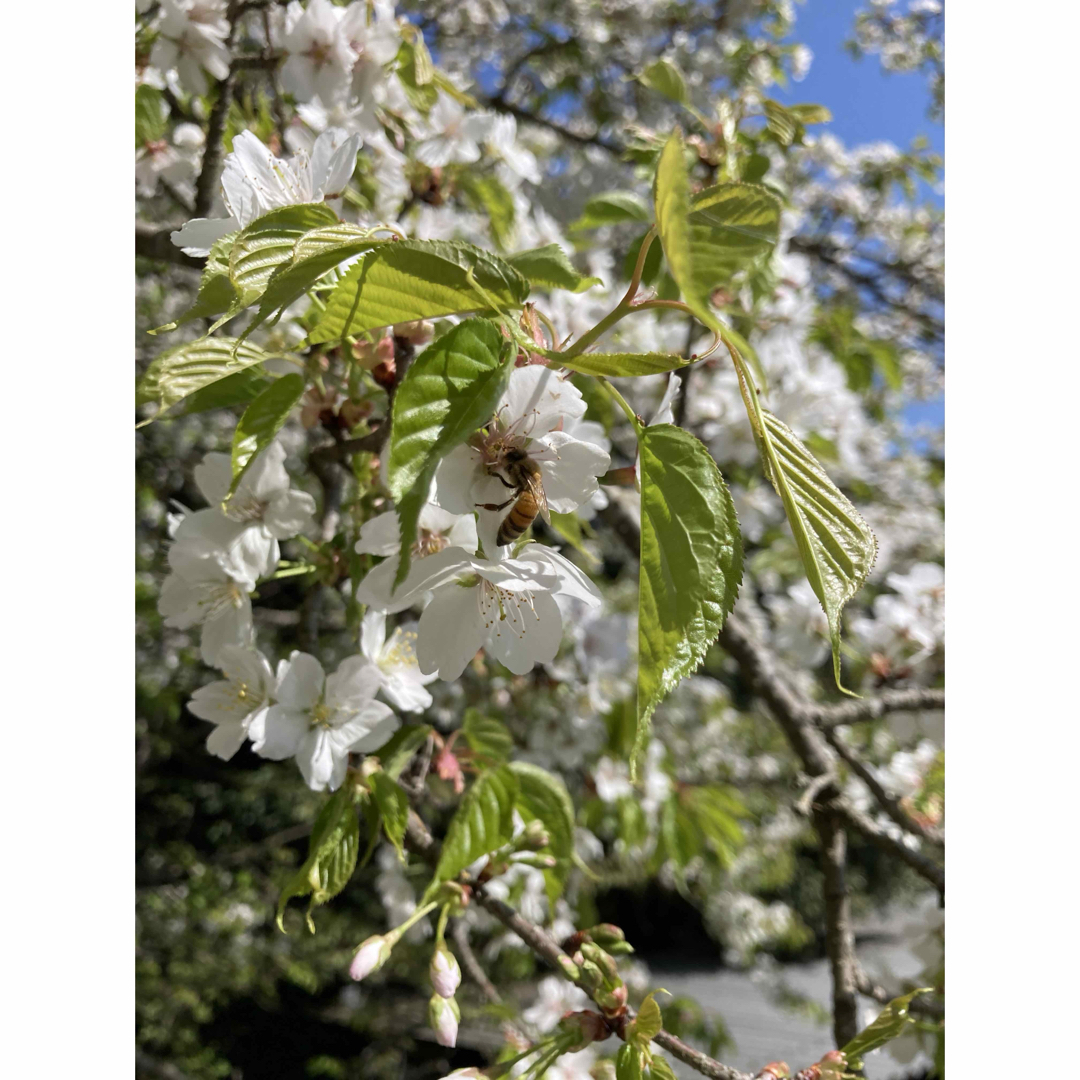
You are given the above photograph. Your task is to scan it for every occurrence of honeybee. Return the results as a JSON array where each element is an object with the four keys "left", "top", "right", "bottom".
[{"left": 478, "top": 447, "right": 549, "bottom": 546}]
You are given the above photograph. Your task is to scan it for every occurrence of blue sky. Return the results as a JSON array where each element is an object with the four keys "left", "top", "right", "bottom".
[{"left": 773, "top": 2, "right": 944, "bottom": 435}]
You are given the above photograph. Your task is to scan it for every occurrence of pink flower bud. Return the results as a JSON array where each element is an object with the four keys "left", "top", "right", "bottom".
[
  {"left": 429, "top": 993, "right": 460, "bottom": 1047},
  {"left": 349, "top": 935, "right": 391, "bottom": 981},
  {"left": 430, "top": 943, "right": 462, "bottom": 999}
]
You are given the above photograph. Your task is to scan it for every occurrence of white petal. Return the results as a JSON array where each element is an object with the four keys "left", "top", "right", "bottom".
[
  {"left": 516, "top": 546, "right": 602, "bottom": 607},
  {"left": 265, "top": 490, "right": 317, "bottom": 539},
  {"left": 325, "top": 657, "right": 382, "bottom": 710},
  {"left": 416, "top": 585, "right": 485, "bottom": 680},
  {"left": 170, "top": 216, "right": 238, "bottom": 257},
  {"left": 360, "top": 609, "right": 387, "bottom": 659},
  {"left": 241, "top": 441, "right": 289, "bottom": 501},
  {"left": 327, "top": 700, "right": 395, "bottom": 751},
  {"left": 187, "top": 679, "right": 238, "bottom": 724},
  {"left": 276, "top": 652, "right": 325, "bottom": 708},
  {"left": 539, "top": 431, "right": 609, "bottom": 513},
  {"left": 193, "top": 453, "right": 233, "bottom": 505},
  {"left": 355, "top": 510, "right": 401, "bottom": 556},
  {"left": 358, "top": 545, "right": 476, "bottom": 613},
  {"left": 432, "top": 444, "right": 482, "bottom": 514},
  {"left": 206, "top": 719, "right": 249, "bottom": 761},
  {"left": 157, "top": 573, "right": 201, "bottom": 627},
  {"left": 201, "top": 600, "right": 254, "bottom": 666},
  {"left": 501, "top": 366, "right": 586, "bottom": 436},
  {"left": 322, "top": 133, "right": 362, "bottom": 196},
  {"left": 349, "top": 710, "right": 402, "bottom": 754},
  {"left": 297, "top": 729, "right": 338, "bottom": 790},
  {"left": 257, "top": 705, "right": 310, "bottom": 759},
  {"left": 380, "top": 673, "right": 433, "bottom": 713}
]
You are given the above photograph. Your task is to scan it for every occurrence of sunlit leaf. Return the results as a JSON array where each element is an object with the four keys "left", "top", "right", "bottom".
[
  {"left": 841, "top": 988, "right": 932, "bottom": 1069},
  {"left": 309, "top": 239, "right": 529, "bottom": 345},
  {"left": 557, "top": 352, "right": 688, "bottom": 377},
  {"left": 507, "top": 243, "right": 602, "bottom": 293},
  {"left": 636, "top": 424, "right": 743, "bottom": 774},
  {"left": 229, "top": 373, "right": 305, "bottom": 498},
  {"left": 638, "top": 59, "right": 689, "bottom": 104},
  {"left": 137, "top": 337, "right": 273, "bottom": 416},
  {"left": 462, "top": 708, "right": 513, "bottom": 762},
  {"left": 423, "top": 766, "right": 518, "bottom": 901},
  {"left": 570, "top": 191, "right": 652, "bottom": 231},
  {"left": 369, "top": 772, "right": 410, "bottom": 859},
  {"left": 510, "top": 761, "right": 576, "bottom": 904},
  {"left": 385, "top": 317, "right": 513, "bottom": 586}
]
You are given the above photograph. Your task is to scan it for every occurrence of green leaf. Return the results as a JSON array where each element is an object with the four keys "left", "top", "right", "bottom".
[
  {"left": 229, "top": 203, "right": 341, "bottom": 308},
  {"left": 276, "top": 788, "right": 360, "bottom": 933},
  {"left": 372, "top": 723, "right": 432, "bottom": 780},
  {"left": 636, "top": 424, "right": 743, "bottom": 774},
  {"left": 459, "top": 173, "right": 517, "bottom": 250},
  {"left": 369, "top": 772, "right": 410, "bottom": 859},
  {"left": 638, "top": 59, "right": 689, "bottom": 104},
  {"left": 629, "top": 990, "right": 667, "bottom": 1045},
  {"left": 787, "top": 102, "right": 832, "bottom": 125},
  {"left": 647, "top": 1056, "right": 678, "bottom": 1080},
  {"left": 385, "top": 317, "right": 513, "bottom": 586},
  {"left": 557, "top": 352, "right": 688, "bottom": 378},
  {"left": 136, "top": 337, "right": 273, "bottom": 415},
  {"left": 507, "top": 244, "right": 602, "bottom": 293},
  {"left": 841, "top": 989, "right": 932, "bottom": 1069},
  {"left": 616, "top": 1042, "right": 644, "bottom": 1080},
  {"left": 660, "top": 798, "right": 701, "bottom": 868},
  {"left": 168, "top": 368, "right": 273, "bottom": 417},
  {"left": 149, "top": 230, "right": 239, "bottom": 333},
  {"left": 424, "top": 766, "right": 518, "bottom": 901},
  {"left": 229, "top": 373, "right": 306, "bottom": 498},
  {"left": 679, "top": 786, "right": 745, "bottom": 866},
  {"left": 654, "top": 130, "right": 780, "bottom": 314},
  {"left": 309, "top": 239, "right": 529, "bottom": 345},
  {"left": 763, "top": 99, "right": 798, "bottom": 145},
  {"left": 462, "top": 708, "right": 513, "bottom": 762},
  {"left": 135, "top": 85, "right": 167, "bottom": 146},
  {"left": 510, "top": 761, "right": 576, "bottom": 905},
  {"left": 570, "top": 191, "right": 652, "bottom": 231},
  {"left": 395, "top": 40, "right": 438, "bottom": 113},
  {"left": 756, "top": 410, "right": 877, "bottom": 693},
  {"left": 547, "top": 511, "right": 599, "bottom": 565},
  {"left": 241, "top": 223, "right": 382, "bottom": 340}
]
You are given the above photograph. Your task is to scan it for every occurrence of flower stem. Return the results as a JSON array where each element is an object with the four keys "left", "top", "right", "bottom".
[{"left": 390, "top": 899, "right": 439, "bottom": 942}]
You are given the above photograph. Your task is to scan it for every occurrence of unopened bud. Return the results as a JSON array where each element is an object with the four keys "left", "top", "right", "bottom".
[
  {"left": 594, "top": 982, "right": 627, "bottom": 1014},
  {"left": 813, "top": 1050, "right": 846, "bottom": 1080},
  {"left": 520, "top": 819, "right": 551, "bottom": 851},
  {"left": 353, "top": 334, "right": 396, "bottom": 370},
  {"left": 585, "top": 924, "right": 626, "bottom": 946},
  {"left": 429, "top": 992, "right": 460, "bottom": 1048},
  {"left": 350, "top": 934, "right": 392, "bottom": 981},
  {"left": 556, "top": 1009, "right": 610, "bottom": 1052},
  {"left": 430, "top": 942, "right": 462, "bottom": 999},
  {"left": 578, "top": 960, "right": 604, "bottom": 992},
  {"left": 757, "top": 1064, "right": 791, "bottom": 1080},
  {"left": 556, "top": 954, "right": 581, "bottom": 982},
  {"left": 580, "top": 942, "right": 619, "bottom": 982}
]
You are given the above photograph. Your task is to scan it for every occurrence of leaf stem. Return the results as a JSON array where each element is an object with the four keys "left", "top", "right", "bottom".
[{"left": 597, "top": 376, "right": 643, "bottom": 437}]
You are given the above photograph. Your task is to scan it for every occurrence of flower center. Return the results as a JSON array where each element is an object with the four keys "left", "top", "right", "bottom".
[
  {"left": 225, "top": 496, "right": 269, "bottom": 524},
  {"left": 198, "top": 580, "right": 245, "bottom": 621},
  {"left": 478, "top": 580, "right": 540, "bottom": 640},
  {"left": 383, "top": 629, "right": 419, "bottom": 668},
  {"left": 309, "top": 702, "right": 334, "bottom": 729},
  {"left": 414, "top": 529, "right": 449, "bottom": 557}
]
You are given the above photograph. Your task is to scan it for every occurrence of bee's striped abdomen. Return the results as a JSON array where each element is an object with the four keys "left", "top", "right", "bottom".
[{"left": 497, "top": 491, "right": 540, "bottom": 545}]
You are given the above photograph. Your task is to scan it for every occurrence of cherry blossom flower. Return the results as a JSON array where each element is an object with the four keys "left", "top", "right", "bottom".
[
  {"left": 415, "top": 94, "right": 495, "bottom": 167},
  {"left": 353, "top": 503, "right": 478, "bottom": 603},
  {"left": 280, "top": 0, "right": 356, "bottom": 104},
  {"left": 433, "top": 366, "right": 610, "bottom": 554},
  {"left": 338, "top": 0, "right": 403, "bottom": 100},
  {"left": 485, "top": 114, "right": 542, "bottom": 185},
  {"left": 158, "top": 542, "right": 256, "bottom": 666},
  {"left": 171, "top": 129, "right": 360, "bottom": 256},
  {"left": 257, "top": 653, "right": 398, "bottom": 791},
  {"left": 173, "top": 443, "right": 316, "bottom": 579},
  {"left": 360, "top": 610, "right": 438, "bottom": 712},
  {"left": 135, "top": 122, "right": 205, "bottom": 199},
  {"left": 188, "top": 646, "right": 279, "bottom": 759},
  {"left": 150, "top": 0, "right": 231, "bottom": 97},
  {"left": 359, "top": 544, "right": 600, "bottom": 681}
]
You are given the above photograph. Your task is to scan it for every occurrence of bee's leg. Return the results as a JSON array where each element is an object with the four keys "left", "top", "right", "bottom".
[
  {"left": 491, "top": 472, "right": 517, "bottom": 490},
  {"left": 477, "top": 497, "right": 516, "bottom": 512}
]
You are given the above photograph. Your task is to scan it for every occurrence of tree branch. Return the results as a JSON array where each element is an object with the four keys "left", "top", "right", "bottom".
[
  {"left": 193, "top": 4, "right": 243, "bottom": 217},
  {"left": 822, "top": 727, "right": 944, "bottom": 848},
  {"left": 480, "top": 94, "right": 625, "bottom": 156},
  {"left": 815, "top": 809, "right": 859, "bottom": 1048},
  {"left": 403, "top": 811, "right": 755, "bottom": 1080},
  {"left": 810, "top": 688, "right": 945, "bottom": 729}
]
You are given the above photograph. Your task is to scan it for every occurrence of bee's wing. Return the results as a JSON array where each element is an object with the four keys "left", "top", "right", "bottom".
[{"left": 529, "top": 470, "right": 551, "bottom": 524}]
